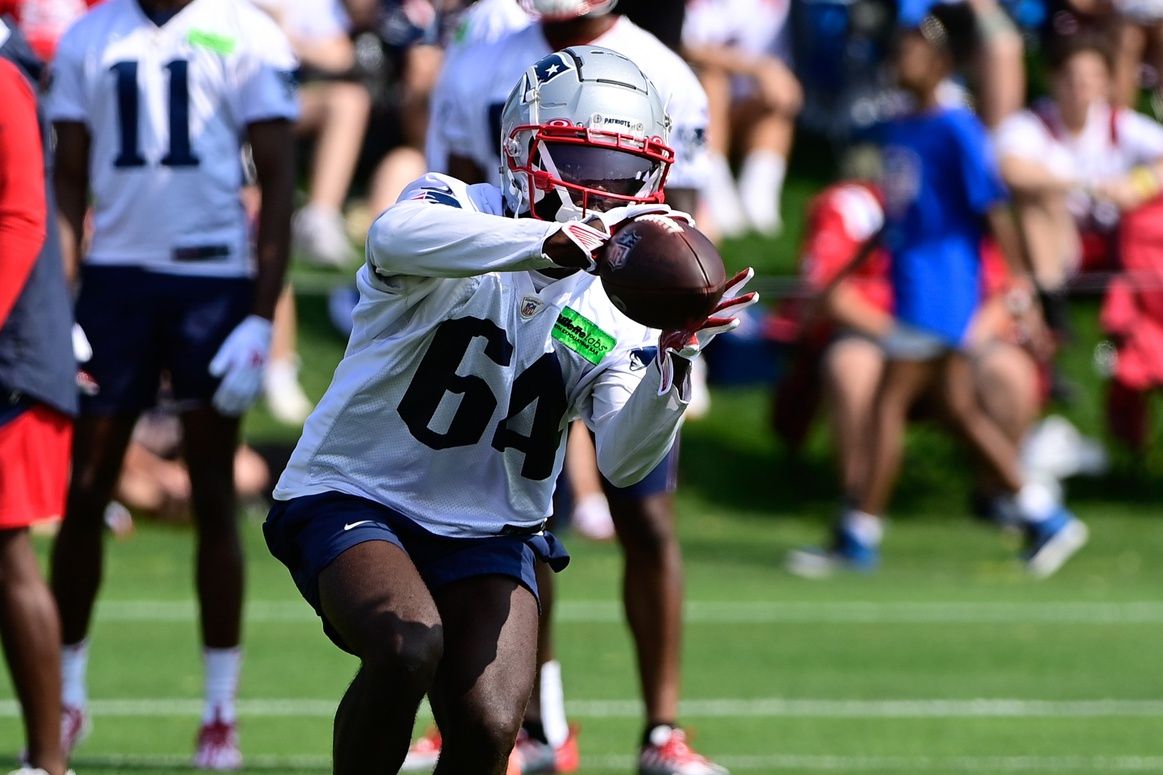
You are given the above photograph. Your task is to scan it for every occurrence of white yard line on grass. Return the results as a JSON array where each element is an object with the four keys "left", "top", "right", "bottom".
[
  {"left": 96, "top": 599, "right": 1163, "bottom": 624},
  {"left": 4, "top": 697, "right": 1163, "bottom": 719},
  {"left": 66, "top": 753, "right": 1163, "bottom": 772}
]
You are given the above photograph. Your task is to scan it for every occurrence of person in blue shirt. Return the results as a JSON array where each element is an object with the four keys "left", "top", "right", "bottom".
[{"left": 788, "top": 6, "right": 1088, "bottom": 579}]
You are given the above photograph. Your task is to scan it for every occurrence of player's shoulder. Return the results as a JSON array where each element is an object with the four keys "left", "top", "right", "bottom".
[
  {"left": 55, "top": 0, "right": 124, "bottom": 49},
  {"left": 212, "top": 0, "right": 292, "bottom": 52},
  {"left": 398, "top": 172, "right": 503, "bottom": 215}
]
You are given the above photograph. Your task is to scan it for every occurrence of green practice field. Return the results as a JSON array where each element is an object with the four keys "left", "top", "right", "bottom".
[
  {"left": 2, "top": 468, "right": 1161, "bottom": 774},
  {"left": 4, "top": 167, "right": 1163, "bottom": 773}
]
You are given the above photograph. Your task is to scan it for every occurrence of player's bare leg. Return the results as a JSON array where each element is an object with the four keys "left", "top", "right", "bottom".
[
  {"left": 429, "top": 576, "right": 539, "bottom": 775},
  {"left": 0, "top": 527, "right": 66, "bottom": 775},
  {"left": 182, "top": 408, "right": 245, "bottom": 650},
  {"left": 318, "top": 541, "right": 443, "bottom": 774},
  {"left": 606, "top": 490, "right": 683, "bottom": 727},
  {"left": 51, "top": 414, "right": 138, "bottom": 645},
  {"left": 182, "top": 407, "right": 247, "bottom": 768}
]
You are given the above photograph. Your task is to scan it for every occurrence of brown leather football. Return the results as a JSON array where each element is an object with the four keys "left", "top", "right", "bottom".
[{"left": 599, "top": 215, "right": 727, "bottom": 331}]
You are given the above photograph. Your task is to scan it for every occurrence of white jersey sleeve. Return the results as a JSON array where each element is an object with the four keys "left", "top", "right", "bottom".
[
  {"left": 367, "top": 173, "right": 558, "bottom": 282},
  {"left": 46, "top": 23, "right": 88, "bottom": 123},
  {"left": 229, "top": 5, "right": 299, "bottom": 125}
]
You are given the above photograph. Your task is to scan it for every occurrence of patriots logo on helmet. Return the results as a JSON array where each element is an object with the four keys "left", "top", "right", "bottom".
[{"left": 533, "top": 53, "right": 573, "bottom": 86}]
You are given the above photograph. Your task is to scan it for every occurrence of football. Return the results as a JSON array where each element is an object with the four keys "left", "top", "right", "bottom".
[{"left": 599, "top": 215, "right": 728, "bottom": 331}]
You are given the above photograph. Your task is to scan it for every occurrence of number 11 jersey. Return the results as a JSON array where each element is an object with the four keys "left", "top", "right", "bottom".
[{"left": 47, "top": 0, "right": 298, "bottom": 277}]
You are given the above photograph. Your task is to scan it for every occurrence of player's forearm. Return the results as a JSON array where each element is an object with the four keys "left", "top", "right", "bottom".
[
  {"left": 250, "top": 121, "right": 295, "bottom": 320},
  {"left": 51, "top": 123, "right": 90, "bottom": 285},
  {"left": 593, "top": 364, "right": 687, "bottom": 488},
  {"left": 368, "top": 201, "right": 559, "bottom": 278}
]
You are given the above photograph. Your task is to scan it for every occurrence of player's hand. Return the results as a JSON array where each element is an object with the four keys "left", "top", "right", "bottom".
[
  {"left": 659, "top": 268, "right": 759, "bottom": 362},
  {"left": 208, "top": 315, "right": 272, "bottom": 416},
  {"left": 72, "top": 323, "right": 92, "bottom": 363},
  {"left": 593, "top": 203, "right": 695, "bottom": 233}
]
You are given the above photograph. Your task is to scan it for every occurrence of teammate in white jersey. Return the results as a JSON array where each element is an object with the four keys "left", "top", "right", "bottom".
[
  {"left": 433, "top": 0, "right": 709, "bottom": 213},
  {"left": 428, "top": 4, "right": 728, "bottom": 774},
  {"left": 46, "top": 0, "right": 297, "bottom": 768},
  {"left": 264, "top": 45, "right": 755, "bottom": 775}
]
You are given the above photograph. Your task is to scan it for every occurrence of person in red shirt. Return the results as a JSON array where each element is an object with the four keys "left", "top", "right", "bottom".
[
  {"left": 775, "top": 180, "right": 1047, "bottom": 576},
  {"left": 0, "top": 53, "right": 75, "bottom": 775},
  {"left": 0, "top": 0, "right": 101, "bottom": 61}
]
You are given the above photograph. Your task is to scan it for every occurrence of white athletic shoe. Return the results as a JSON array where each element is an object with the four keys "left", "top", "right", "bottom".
[
  {"left": 292, "top": 204, "right": 355, "bottom": 268},
  {"left": 264, "top": 359, "right": 313, "bottom": 425}
]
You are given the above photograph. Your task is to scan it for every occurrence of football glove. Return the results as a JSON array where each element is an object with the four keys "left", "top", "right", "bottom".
[
  {"left": 72, "top": 323, "right": 92, "bottom": 363},
  {"left": 208, "top": 315, "right": 272, "bottom": 416},
  {"left": 657, "top": 268, "right": 759, "bottom": 393},
  {"left": 551, "top": 206, "right": 696, "bottom": 274}
]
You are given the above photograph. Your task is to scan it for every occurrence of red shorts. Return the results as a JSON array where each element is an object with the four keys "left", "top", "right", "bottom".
[{"left": 0, "top": 403, "right": 72, "bottom": 529}]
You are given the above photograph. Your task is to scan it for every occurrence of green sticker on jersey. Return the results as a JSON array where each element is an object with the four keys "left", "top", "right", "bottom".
[
  {"left": 188, "top": 29, "right": 236, "bottom": 55},
  {"left": 552, "top": 308, "right": 615, "bottom": 365}
]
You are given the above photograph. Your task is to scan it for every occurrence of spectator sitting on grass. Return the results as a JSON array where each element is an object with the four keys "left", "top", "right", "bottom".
[{"left": 786, "top": 6, "right": 1089, "bottom": 579}]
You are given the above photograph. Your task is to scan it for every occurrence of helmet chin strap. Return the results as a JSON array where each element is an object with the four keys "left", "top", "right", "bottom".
[{"left": 536, "top": 145, "right": 585, "bottom": 222}]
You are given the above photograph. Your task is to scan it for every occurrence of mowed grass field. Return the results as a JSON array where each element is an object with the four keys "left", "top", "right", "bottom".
[
  {"left": 2, "top": 472, "right": 1162, "bottom": 774},
  {"left": 4, "top": 166, "right": 1163, "bottom": 773}
]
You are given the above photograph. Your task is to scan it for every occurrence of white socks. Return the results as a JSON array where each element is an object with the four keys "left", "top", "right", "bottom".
[
  {"left": 704, "top": 152, "right": 748, "bottom": 238},
  {"left": 61, "top": 640, "right": 89, "bottom": 709},
  {"left": 738, "top": 150, "right": 787, "bottom": 236},
  {"left": 539, "top": 659, "right": 569, "bottom": 749},
  {"left": 1015, "top": 480, "right": 1059, "bottom": 523},
  {"left": 203, "top": 647, "right": 242, "bottom": 723},
  {"left": 843, "top": 510, "right": 885, "bottom": 546}
]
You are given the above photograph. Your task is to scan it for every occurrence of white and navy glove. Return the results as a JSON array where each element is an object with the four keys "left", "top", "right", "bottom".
[
  {"left": 657, "top": 268, "right": 759, "bottom": 393},
  {"left": 553, "top": 204, "right": 696, "bottom": 274},
  {"left": 208, "top": 315, "right": 272, "bottom": 416}
]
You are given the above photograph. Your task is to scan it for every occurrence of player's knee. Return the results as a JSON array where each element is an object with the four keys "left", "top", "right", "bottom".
[
  {"left": 360, "top": 616, "right": 443, "bottom": 690},
  {"left": 612, "top": 497, "right": 676, "bottom": 559},
  {"left": 458, "top": 704, "right": 524, "bottom": 762}
]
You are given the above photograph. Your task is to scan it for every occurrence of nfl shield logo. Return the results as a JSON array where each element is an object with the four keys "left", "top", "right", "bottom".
[{"left": 520, "top": 295, "right": 544, "bottom": 320}]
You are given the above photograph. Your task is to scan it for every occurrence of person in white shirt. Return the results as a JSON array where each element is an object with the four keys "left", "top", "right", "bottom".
[
  {"left": 264, "top": 45, "right": 755, "bottom": 775},
  {"left": 682, "top": 0, "right": 800, "bottom": 237},
  {"left": 46, "top": 0, "right": 297, "bottom": 767},
  {"left": 995, "top": 32, "right": 1163, "bottom": 295}
]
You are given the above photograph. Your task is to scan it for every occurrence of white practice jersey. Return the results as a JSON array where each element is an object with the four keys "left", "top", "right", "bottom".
[
  {"left": 273, "top": 174, "right": 689, "bottom": 538},
  {"left": 48, "top": 0, "right": 298, "bottom": 277},
  {"left": 426, "top": 0, "right": 532, "bottom": 174},
  {"left": 432, "top": 17, "right": 709, "bottom": 190}
]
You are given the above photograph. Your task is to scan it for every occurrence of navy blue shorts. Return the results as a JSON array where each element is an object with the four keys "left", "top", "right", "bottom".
[
  {"left": 601, "top": 438, "right": 680, "bottom": 498},
  {"left": 74, "top": 266, "right": 254, "bottom": 414},
  {"left": 263, "top": 491, "right": 570, "bottom": 653}
]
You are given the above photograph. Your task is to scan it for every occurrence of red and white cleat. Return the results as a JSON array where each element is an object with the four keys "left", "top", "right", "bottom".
[
  {"left": 193, "top": 715, "right": 242, "bottom": 771},
  {"left": 510, "top": 725, "right": 580, "bottom": 774},
  {"left": 639, "top": 726, "right": 728, "bottom": 775},
  {"left": 401, "top": 727, "right": 442, "bottom": 772},
  {"left": 60, "top": 704, "right": 90, "bottom": 756}
]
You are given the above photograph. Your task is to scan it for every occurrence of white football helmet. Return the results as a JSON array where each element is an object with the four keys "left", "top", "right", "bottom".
[
  {"left": 499, "top": 45, "right": 674, "bottom": 222},
  {"left": 519, "top": 0, "right": 619, "bottom": 20}
]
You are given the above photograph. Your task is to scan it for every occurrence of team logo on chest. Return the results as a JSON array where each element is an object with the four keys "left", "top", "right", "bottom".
[{"left": 520, "top": 294, "right": 545, "bottom": 320}]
